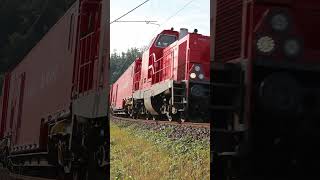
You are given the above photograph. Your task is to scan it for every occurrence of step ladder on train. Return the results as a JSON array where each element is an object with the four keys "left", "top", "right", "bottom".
[
  {"left": 171, "top": 82, "right": 187, "bottom": 122},
  {"left": 211, "top": 62, "right": 247, "bottom": 179}
]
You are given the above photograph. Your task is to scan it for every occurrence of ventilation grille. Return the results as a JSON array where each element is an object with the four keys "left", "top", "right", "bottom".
[{"left": 215, "top": 0, "right": 244, "bottom": 62}]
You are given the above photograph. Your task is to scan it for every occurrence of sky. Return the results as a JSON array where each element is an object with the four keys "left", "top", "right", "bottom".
[{"left": 110, "top": 0, "right": 210, "bottom": 53}]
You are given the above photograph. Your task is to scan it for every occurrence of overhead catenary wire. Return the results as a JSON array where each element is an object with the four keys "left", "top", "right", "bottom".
[
  {"left": 111, "top": 0, "right": 197, "bottom": 82},
  {"left": 110, "top": 0, "right": 151, "bottom": 24},
  {"left": 161, "top": 0, "right": 196, "bottom": 28},
  {"left": 116, "top": 0, "right": 197, "bottom": 52},
  {"left": 115, "top": 20, "right": 156, "bottom": 23},
  {"left": 110, "top": 0, "right": 155, "bottom": 82},
  {"left": 150, "top": 0, "right": 196, "bottom": 36},
  {"left": 114, "top": 20, "right": 160, "bottom": 26}
]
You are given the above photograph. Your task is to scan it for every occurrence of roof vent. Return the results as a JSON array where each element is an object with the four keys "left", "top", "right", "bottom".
[
  {"left": 179, "top": 28, "right": 188, "bottom": 40},
  {"left": 194, "top": 29, "right": 198, "bottom": 34}
]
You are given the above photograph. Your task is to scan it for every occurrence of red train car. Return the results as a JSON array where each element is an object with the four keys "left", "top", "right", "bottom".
[
  {"left": 0, "top": 2, "right": 78, "bottom": 149},
  {"left": 0, "top": 0, "right": 109, "bottom": 179},
  {"left": 212, "top": 0, "right": 320, "bottom": 179},
  {"left": 110, "top": 28, "right": 210, "bottom": 122},
  {"left": 110, "top": 58, "right": 141, "bottom": 114}
]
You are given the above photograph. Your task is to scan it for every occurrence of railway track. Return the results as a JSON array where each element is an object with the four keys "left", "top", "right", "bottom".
[{"left": 111, "top": 115, "right": 210, "bottom": 129}]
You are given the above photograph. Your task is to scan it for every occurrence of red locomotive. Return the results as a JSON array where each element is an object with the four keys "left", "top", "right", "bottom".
[
  {"left": 212, "top": 0, "right": 320, "bottom": 179},
  {"left": 0, "top": 0, "right": 109, "bottom": 179},
  {"left": 110, "top": 28, "right": 210, "bottom": 122}
]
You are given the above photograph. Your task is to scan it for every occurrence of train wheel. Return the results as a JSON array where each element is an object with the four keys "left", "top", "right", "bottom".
[
  {"left": 96, "top": 145, "right": 108, "bottom": 168},
  {"left": 179, "top": 112, "right": 186, "bottom": 123}
]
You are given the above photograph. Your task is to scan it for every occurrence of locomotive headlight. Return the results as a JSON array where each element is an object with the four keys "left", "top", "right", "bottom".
[
  {"left": 268, "top": 9, "right": 291, "bottom": 33},
  {"left": 283, "top": 37, "right": 302, "bottom": 58},
  {"left": 190, "top": 73, "right": 197, "bottom": 79},
  {"left": 270, "top": 13, "right": 289, "bottom": 32},
  {"left": 198, "top": 74, "right": 204, "bottom": 80},
  {"left": 194, "top": 65, "right": 201, "bottom": 72},
  {"left": 256, "top": 36, "right": 276, "bottom": 54}
]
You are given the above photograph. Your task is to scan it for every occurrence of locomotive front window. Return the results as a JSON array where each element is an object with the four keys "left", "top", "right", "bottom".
[{"left": 155, "top": 34, "right": 177, "bottom": 48}]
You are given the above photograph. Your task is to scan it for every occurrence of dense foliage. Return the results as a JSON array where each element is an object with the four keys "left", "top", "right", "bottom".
[
  {"left": 0, "top": 0, "right": 76, "bottom": 89},
  {"left": 0, "top": 0, "right": 76, "bottom": 71},
  {"left": 109, "top": 47, "right": 146, "bottom": 84},
  {"left": 0, "top": 0, "right": 145, "bottom": 90}
]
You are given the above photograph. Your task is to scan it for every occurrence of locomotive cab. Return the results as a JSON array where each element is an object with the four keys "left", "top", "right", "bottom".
[
  {"left": 135, "top": 28, "right": 210, "bottom": 122},
  {"left": 108, "top": 28, "right": 211, "bottom": 122},
  {"left": 140, "top": 29, "right": 179, "bottom": 90}
]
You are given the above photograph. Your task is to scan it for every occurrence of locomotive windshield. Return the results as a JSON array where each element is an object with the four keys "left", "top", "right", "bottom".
[{"left": 155, "top": 34, "right": 177, "bottom": 48}]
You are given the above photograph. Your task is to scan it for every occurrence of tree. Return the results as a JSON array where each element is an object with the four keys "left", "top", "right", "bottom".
[
  {"left": 109, "top": 47, "right": 144, "bottom": 83},
  {"left": 0, "top": 0, "right": 76, "bottom": 91}
]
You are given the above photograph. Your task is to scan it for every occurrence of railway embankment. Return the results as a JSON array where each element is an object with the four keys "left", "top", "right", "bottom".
[{"left": 110, "top": 117, "right": 210, "bottom": 179}]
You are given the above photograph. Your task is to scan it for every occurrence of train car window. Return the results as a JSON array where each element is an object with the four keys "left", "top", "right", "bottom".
[{"left": 155, "top": 34, "right": 177, "bottom": 48}]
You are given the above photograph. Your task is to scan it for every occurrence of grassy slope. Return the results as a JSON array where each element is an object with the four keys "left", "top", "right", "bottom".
[{"left": 110, "top": 122, "right": 210, "bottom": 180}]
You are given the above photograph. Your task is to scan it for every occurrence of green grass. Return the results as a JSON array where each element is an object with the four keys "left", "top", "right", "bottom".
[{"left": 110, "top": 122, "right": 210, "bottom": 180}]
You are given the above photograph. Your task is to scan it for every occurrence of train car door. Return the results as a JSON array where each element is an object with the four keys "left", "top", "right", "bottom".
[{"left": 72, "top": 0, "right": 109, "bottom": 118}]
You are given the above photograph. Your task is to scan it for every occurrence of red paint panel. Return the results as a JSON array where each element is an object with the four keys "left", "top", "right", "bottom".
[
  {"left": 133, "top": 58, "right": 142, "bottom": 91},
  {"left": 140, "top": 30, "right": 179, "bottom": 90},
  {"left": 188, "top": 34, "right": 211, "bottom": 80},
  {"left": 74, "top": 0, "right": 102, "bottom": 94},
  {"left": 0, "top": 2, "right": 79, "bottom": 147},
  {"left": 145, "top": 32, "right": 210, "bottom": 85},
  {"left": 110, "top": 62, "right": 136, "bottom": 110},
  {"left": 178, "top": 41, "right": 187, "bottom": 81},
  {"left": 251, "top": 2, "right": 320, "bottom": 64}
]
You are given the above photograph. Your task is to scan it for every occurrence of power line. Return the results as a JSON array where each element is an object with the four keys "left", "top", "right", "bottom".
[
  {"left": 147, "top": 22, "right": 160, "bottom": 26},
  {"left": 110, "top": 0, "right": 151, "bottom": 24},
  {"left": 161, "top": 0, "right": 195, "bottom": 27},
  {"left": 111, "top": 0, "right": 196, "bottom": 65},
  {"left": 151, "top": 0, "right": 196, "bottom": 36},
  {"left": 113, "top": 20, "right": 160, "bottom": 26},
  {"left": 115, "top": 21, "right": 156, "bottom": 22},
  {"left": 115, "top": 20, "right": 157, "bottom": 23}
]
